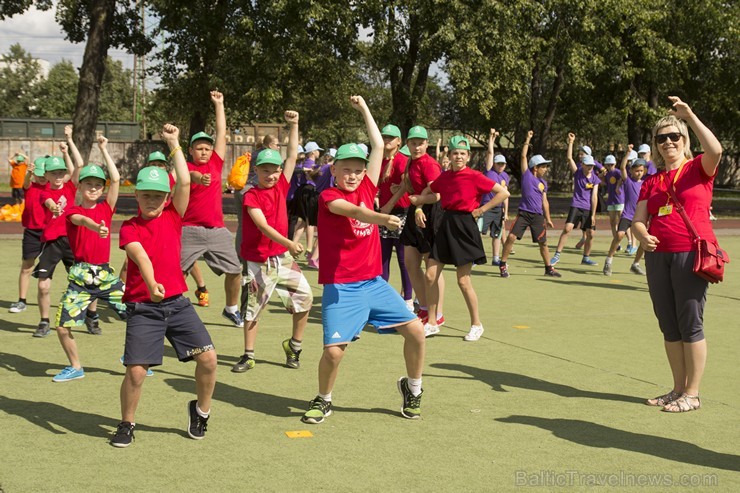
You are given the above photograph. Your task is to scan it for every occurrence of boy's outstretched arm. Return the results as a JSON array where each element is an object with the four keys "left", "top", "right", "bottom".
[
  {"left": 282, "top": 110, "right": 299, "bottom": 182},
  {"left": 65, "top": 125, "right": 84, "bottom": 184},
  {"left": 486, "top": 128, "right": 498, "bottom": 171},
  {"left": 125, "top": 242, "right": 165, "bottom": 302},
  {"left": 328, "top": 198, "right": 401, "bottom": 231},
  {"left": 349, "top": 95, "right": 383, "bottom": 185},
  {"left": 620, "top": 144, "right": 632, "bottom": 181},
  {"left": 163, "top": 124, "right": 190, "bottom": 216},
  {"left": 98, "top": 135, "right": 121, "bottom": 208},
  {"left": 211, "top": 91, "right": 227, "bottom": 159},
  {"left": 566, "top": 132, "right": 577, "bottom": 174},
  {"left": 520, "top": 130, "right": 533, "bottom": 175}
]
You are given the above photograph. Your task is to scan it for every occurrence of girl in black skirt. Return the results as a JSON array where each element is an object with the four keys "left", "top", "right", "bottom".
[{"left": 413, "top": 136, "right": 509, "bottom": 342}]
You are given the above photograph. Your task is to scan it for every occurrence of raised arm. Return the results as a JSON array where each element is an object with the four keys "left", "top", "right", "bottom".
[
  {"left": 211, "top": 91, "right": 227, "bottom": 158},
  {"left": 566, "top": 132, "right": 577, "bottom": 174},
  {"left": 23, "top": 163, "right": 34, "bottom": 189},
  {"left": 350, "top": 95, "right": 383, "bottom": 185},
  {"left": 282, "top": 110, "right": 299, "bottom": 182},
  {"left": 436, "top": 138, "right": 442, "bottom": 161},
  {"left": 620, "top": 144, "right": 633, "bottom": 181},
  {"left": 162, "top": 124, "right": 190, "bottom": 216},
  {"left": 668, "top": 96, "right": 722, "bottom": 176},
  {"left": 520, "top": 130, "right": 533, "bottom": 175},
  {"left": 65, "top": 125, "right": 84, "bottom": 184},
  {"left": 98, "top": 135, "right": 120, "bottom": 208},
  {"left": 486, "top": 128, "right": 498, "bottom": 171}
]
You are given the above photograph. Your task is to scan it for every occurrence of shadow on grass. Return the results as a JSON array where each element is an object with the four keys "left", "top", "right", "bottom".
[
  {"left": 0, "top": 318, "right": 39, "bottom": 334},
  {"left": 430, "top": 363, "right": 644, "bottom": 404},
  {"left": 536, "top": 278, "right": 648, "bottom": 292},
  {"left": 0, "top": 395, "right": 182, "bottom": 438},
  {"left": 0, "top": 351, "right": 124, "bottom": 378},
  {"left": 496, "top": 415, "right": 740, "bottom": 472}
]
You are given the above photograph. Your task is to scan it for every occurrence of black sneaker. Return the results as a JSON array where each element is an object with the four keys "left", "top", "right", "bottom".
[
  {"left": 301, "top": 396, "right": 332, "bottom": 424},
  {"left": 33, "top": 321, "right": 51, "bottom": 338},
  {"left": 397, "top": 377, "right": 422, "bottom": 419},
  {"left": 85, "top": 316, "right": 102, "bottom": 335},
  {"left": 111, "top": 421, "right": 135, "bottom": 448},
  {"left": 499, "top": 264, "right": 510, "bottom": 278},
  {"left": 282, "top": 339, "right": 301, "bottom": 369},
  {"left": 231, "top": 354, "right": 255, "bottom": 373},
  {"left": 187, "top": 400, "right": 209, "bottom": 439},
  {"left": 545, "top": 267, "right": 562, "bottom": 278}
]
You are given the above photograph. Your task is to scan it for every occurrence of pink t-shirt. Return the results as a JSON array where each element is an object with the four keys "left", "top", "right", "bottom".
[
  {"left": 378, "top": 153, "right": 411, "bottom": 209},
  {"left": 119, "top": 203, "right": 188, "bottom": 303},
  {"left": 407, "top": 154, "right": 441, "bottom": 195},
  {"left": 638, "top": 155, "right": 716, "bottom": 253},
  {"left": 22, "top": 182, "right": 49, "bottom": 230},
  {"left": 430, "top": 167, "right": 495, "bottom": 212},
  {"left": 40, "top": 181, "right": 76, "bottom": 242},
  {"left": 241, "top": 174, "right": 289, "bottom": 262},
  {"left": 183, "top": 153, "right": 225, "bottom": 228},
  {"left": 318, "top": 176, "right": 381, "bottom": 284},
  {"left": 66, "top": 201, "right": 114, "bottom": 264}
]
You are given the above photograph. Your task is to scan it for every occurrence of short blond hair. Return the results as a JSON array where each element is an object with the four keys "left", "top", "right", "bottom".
[{"left": 651, "top": 116, "right": 693, "bottom": 168}]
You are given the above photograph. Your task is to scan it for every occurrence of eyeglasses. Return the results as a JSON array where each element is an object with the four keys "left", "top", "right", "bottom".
[{"left": 655, "top": 132, "right": 682, "bottom": 144}]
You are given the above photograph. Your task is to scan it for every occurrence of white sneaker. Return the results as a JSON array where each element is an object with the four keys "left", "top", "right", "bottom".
[
  {"left": 405, "top": 299, "right": 415, "bottom": 312},
  {"left": 424, "top": 323, "right": 440, "bottom": 338},
  {"left": 9, "top": 301, "right": 27, "bottom": 313},
  {"left": 464, "top": 325, "right": 485, "bottom": 342}
]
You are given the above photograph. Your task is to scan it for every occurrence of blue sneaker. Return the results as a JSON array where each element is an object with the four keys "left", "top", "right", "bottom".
[
  {"left": 52, "top": 366, "right": 85, "bottom": 382},
  {"left": 222, "top": 308, "right": 244, "bottom": 328},
  {"left": 119, "top": 356, "right": 154, "bottom": 376},
  {"left": 550, "top": 253, "right": 561, "bottom": 265},
  {"left": 627, "top": 246, "right": 638, "bottom": 255},
  {"left": 581, "top": 256, "right": 598, "bottom": 266}
]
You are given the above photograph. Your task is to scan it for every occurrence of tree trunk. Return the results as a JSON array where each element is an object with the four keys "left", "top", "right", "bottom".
[
  {"left": 72, "top": 0, "right": 116, "bottom": 164},
  {"left": 537, "top": 58, "right": 566, "bottom": 154}
]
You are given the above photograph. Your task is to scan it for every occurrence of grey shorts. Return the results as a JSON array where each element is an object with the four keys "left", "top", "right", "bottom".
[
  {"left": 181, "top": 226, "right": 242, "bottom": 275},
  {"left": 480, "top": 206, "right": 504, "bottom": 239},
  {"left": 645, "top": 251, "right": 708, "bottom": 343}
]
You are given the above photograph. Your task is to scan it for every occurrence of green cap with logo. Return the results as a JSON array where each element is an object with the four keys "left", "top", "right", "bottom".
[
  {"left": 189, "top": 131, "right": 214, "bottom": 147},
  {"left": 33, "top": 157, "right": 47, "bottom": 177},
  {"left": 136, "top": 166, "right": 171, "bottom": 193},
  {"left": 44, "top": 156, "right": 67, "bottom": 172},
  {"left": 255, "top": 148, "right": 283, "bottom": 166},
  {"left": 147, "top": 151, "right": 167, "bottom": 163},
  {"left": 407, "top": 125, "right": 428, "bottom": 140},
  {"left": 15, "top": 154, "right": 25, "bottom": 163},
  {"left": 399, "top": 145, "right": 410, "bottom": 157},
  {"left": 335, "top": 143, "right": 369, "bottom": 163},
  {"left": 381, "top": 124, "right": 401, "bottom": 138},
  {"left": 448, "top": 135, "right": 470, "bottom": 151},
  {"left": 79, "top": 164, "right": 106, "bottom": 182}
]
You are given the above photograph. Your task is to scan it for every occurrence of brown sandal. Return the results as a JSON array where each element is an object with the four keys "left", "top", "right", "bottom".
[
  {"left": 662, "top": 394, "right": 701, "bottom": 413},
  {"left": 646, "top": 390, "right": 681, "bottom": 407}
]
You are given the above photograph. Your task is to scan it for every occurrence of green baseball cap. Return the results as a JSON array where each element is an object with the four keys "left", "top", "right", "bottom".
[
  {"left": 189, "top": 131, "right": 214, "bottom": 146},
  {"left": 335, "top": 143, "right": 369, "bottom": 163},
  {"left": 381, "top": 124, "right": 401, "bottom": 138},
  {"left": 33, "top": 157, "right": 46, "bottom": 177},
  {"left": 255, "top": 148, "right": 283, "bottom": 166},
  {"left": 15, "top": 155, "right": 25, "bottom": 163},
  {"left": 147, "top": 151, "right": 167, "bottom": 163},
  {"left": 136, "top": 166, "right": 171, "bottom": 193},
  {"left": 449, "top": 135, "right": 470, "bottom": 151},
  {"left": 407, "top": 126, "right": 428, "bottom": 140},
  {"left": 399, "top": 145, "right": 410, "bottom": 157},
  {"left": 44, "top": 156, "right": 67, "bottom": 172},
  {"left": 79, "top": 164, "right": 106, "bottom": 182}
]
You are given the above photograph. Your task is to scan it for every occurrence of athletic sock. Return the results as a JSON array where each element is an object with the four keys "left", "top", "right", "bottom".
[
  {"left": 319, "top": 392, "right": 332, "bottom": 402},
  {"left": 408, "top": 378, "right": 422, "bottom": 397},
  {"left": 86, "top": 310, "right": 98, "bottom": 320},
  {"left": 492, "top": 256, "right": 500, "bottom": 263},
  {"left": 197, "top": 285, "right": 207, "bottom": 291},
  {"left": 605, "top": 257, "right": 613, "bottom": 265},
  {"left": 289, "top": 338, "right": 302, "bottom": 352},
  {"left": 225, "top": 305, "right": 238, "bottom": 314},
  {"left": 632, "top": 262, "right": 640, "bottom": 267},
  {"left": 41, "top": 318, "right": 50, "bottom": 323},
  {"left": 244, "top": 350, "right": 255, "bottom": 360},
  {"left": 196, "top": 403, "right": 209, "bottom": 418},
  {"left": 19, "top": 298, "right": 26, "bottom": 304}
]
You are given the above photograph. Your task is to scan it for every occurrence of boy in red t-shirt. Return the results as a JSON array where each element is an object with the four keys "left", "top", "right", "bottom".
[
  {"left": 301, "top": 96, "right": 425, "bottom": 425},
  {"left": 9, "top": 157, "right": 49, "bottom": 314},
  {"left": 51, "top": 135, "right": 127, "bottom": 382},
  {"left": 112, "top": 124, "right": 217, "bottom": 448},
  {"left": 180, "top": 91, "right": 243, "bottom": 327},
  {"left": 232, "top": 111, "right": 313, "bottom": 373},
  {"left": 9, "top": 151, "right": 28, "bottom": 205}
]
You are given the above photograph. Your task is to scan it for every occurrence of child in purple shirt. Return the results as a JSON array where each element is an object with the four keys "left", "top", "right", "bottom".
[
  {"left": 551, "top": 132, "right": 601, "bottom": 267},
  {"left": 603, "top": 154, "right": 625, "bottom": 254},
  {"left": 480, "top": 129, "right": 511, "bottom": 265}
]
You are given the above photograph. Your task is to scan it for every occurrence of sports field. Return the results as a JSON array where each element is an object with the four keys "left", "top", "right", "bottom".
[{"left": 1, "top": 234, "right": 738, "bottom": 492}]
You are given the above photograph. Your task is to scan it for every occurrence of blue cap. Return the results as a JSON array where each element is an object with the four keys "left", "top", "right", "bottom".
[
  {"left": 581, "top": 155, "right": 595, "bottom": 166},
  {"left": 579, "top": 145, "right": 592, "bottom": 156},
  {"left": 528, "top": 155, "right": 551, "bottom": 169},
  {"left": 304, "top": 141, "right": 323, "bottom": 153}
]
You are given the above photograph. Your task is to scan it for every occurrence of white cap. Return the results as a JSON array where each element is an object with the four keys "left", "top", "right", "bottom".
[
  {"left": 581, "top": 155, "right": 595, "bottom": 166},
  {"left": 627, "top": 150, "right": 638, "bottom": 161},
  {"left": 637, "top": 144, "right": 651, "bottom": 155},
  {"left": 579, "top": 145, "right": 592, "bottom": 156},
  {"left": 358, "top": 143, "right": 369, "bottom": 156},
  {"left": 528, "top": 154, "right": 552, "bottom": 168},
  {"left": 494, "top": 154, "right": 507, "bottom": 164},
  {"left": 328, "top": 148, "right": 337, "bottom": 158},
  {"left": 297, "top": 145, "right": 305, "bottom": 154},
  {"left": 304, "top": 141, "right": 323, "bottom": 153},
  {"left": 604, "top": 155, "right": 617, "bottom": 165}
]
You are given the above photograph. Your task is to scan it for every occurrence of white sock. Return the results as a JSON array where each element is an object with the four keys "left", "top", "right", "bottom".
[
  {"left": 224, "top": 305, "right": 238, "bottom": 314},
  {"left": 632, "top": 262, "right": 640, "bottom": 267},
  {"left": 196, "top": 403, "right": 209, "bottom": 418},
  {"left": 605, "top": 257, "right": 613, "bottom": 265},
  {"left": 319, "top": 392, "right": 332, "bottom": 402},
  {"left": 408, "top": 378, "right": 422, "bottom": 397}
]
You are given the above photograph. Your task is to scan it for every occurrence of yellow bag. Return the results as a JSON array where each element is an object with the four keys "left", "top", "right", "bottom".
[{"left": 227, "top": 153, "right": 251, "bottom": 190}]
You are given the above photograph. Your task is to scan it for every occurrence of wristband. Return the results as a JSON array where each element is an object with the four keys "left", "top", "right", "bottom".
[
  {"left": 168, "top": 146, "right": 182, "bottom": 158},
  {"left": 415, "top": 207, "right": 423, "bottom": 214}
]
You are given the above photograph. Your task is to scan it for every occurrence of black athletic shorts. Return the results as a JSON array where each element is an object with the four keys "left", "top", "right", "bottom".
[
  {"left": 12, "top": 188, "right": 24, "bottom": 201},
  {"left": 400, "top": 202, "right": 443, "bottom": 254},
  {"left": 510, "top": 210, "right": 546, "bottom": 244},
  {"left": 22, "top": 228, "right": 44, "bottom": 260},
  {"left": 566, "top": 206, "right": 595, "bottom": 231},
  {"left": 32, "top": 237, "right": 74, "bottom": 280},
  {"left": 617, "top": 217, "right": 632, "bottom": 233}
]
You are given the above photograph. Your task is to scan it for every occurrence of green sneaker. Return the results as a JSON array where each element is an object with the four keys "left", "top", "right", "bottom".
[
  {"left": 231, "top": 353, "right": 255, "bottom": 373},
  {"left": 282, "top": 339, "right": 301, "bottom": 369},
  {"left": 301, "top": 396, "right": 332, "bottom": 424},
  {"left": 397, "top": 377, "right": 422, "bottom": 419}
]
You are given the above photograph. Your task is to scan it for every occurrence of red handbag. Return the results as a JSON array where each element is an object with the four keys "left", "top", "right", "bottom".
[{"left": 666, "top": 184, "right": 730, "bottom": 283}]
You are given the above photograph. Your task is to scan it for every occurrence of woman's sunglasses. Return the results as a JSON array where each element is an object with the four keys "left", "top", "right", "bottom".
[{"left": 655, "top": 132, "right": 682, "bottom": 144}]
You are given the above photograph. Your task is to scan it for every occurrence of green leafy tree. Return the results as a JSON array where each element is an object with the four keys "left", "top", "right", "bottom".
[
  {"left": 0, "top": 43, "right": 41, "bottom": 117},
  {"left": 34, "top": 60, "right": 78, "bottom": 118}
]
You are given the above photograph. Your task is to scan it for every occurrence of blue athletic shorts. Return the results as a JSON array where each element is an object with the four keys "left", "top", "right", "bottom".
[{"left": 322, "top": 276, "right": 417, "bottom": 346}]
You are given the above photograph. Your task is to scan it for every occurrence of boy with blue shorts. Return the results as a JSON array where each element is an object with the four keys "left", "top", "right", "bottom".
[
  {"left": 301, "top": 96, "right": 426, "bottom": 424},
  {"left": 112, "top": 124, "right": 217, "bottom": 447}
]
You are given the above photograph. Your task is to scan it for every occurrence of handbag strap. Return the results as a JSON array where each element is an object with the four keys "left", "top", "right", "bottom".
[{"left": 665, "top": 182, "right": 702, "bottom": 241}]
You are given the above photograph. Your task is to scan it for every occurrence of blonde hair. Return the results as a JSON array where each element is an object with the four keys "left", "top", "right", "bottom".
[
  {"left": 257, "top": 134, "right": 277, "bottom": 151},
  {"left": 651, "top": 116, "right": 693, "bottom": 168}
]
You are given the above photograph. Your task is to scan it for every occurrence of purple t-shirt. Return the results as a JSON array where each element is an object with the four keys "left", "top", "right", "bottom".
[
  {"left": 314, "top": 163, "right": 334, "bottom": 193},
  {"left": 481, "top": 170, "right": 510, "bottom": 205},
  {"left": 519, "top": 169, "right": 547, "bottom": 215},
  {"left": 287, "top": 159, "right": 316, "bottom": 200},
  {"left": 621, "top": 176, "right": 643, "bottom": 221},
  {"left": 571, "top": 167, "right": 601, "bottom": 209},
  {"left": 645, "top": 160, "right": 657, "bottom": 176},
  {"left": 604, "top": 169, "right": 624, "bottom": 206}
]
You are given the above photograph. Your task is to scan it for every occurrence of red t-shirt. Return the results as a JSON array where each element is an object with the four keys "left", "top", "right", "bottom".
[
  {"left": 430, "top": 167, "right": 496, "bottom": 212},
  {"left": 40, "top": 181, "right": 77, "bottom": 242},
  {"left": 241, "top": 174, "right": 289, "bottom": 262},
  {"left": 183, "top": 152, "right": 225, "bottom": 228},
  {"left": 22, "top": 182, "right": 49, "bottom": 230},
  {"left": 378, "top": 153, "right": 411, "bottom": 209},
  {"left": 318, "top": 176, "right": 381, "bottom": 284},
  {"left": 638, "top": 155, "right": 717, "bottom": 253},
  {"left": 119, "top": 203, "right": 188, "bottom": 303},
  {"left": 407, "top": 153, "right": 441, "bottom": 195},
  {"left": 66, "top": 201, "right": 114, "bottom": 264}
]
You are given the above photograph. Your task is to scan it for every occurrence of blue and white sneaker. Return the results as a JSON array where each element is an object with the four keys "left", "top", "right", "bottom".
[
  {"left": 119, "top": 356, "right": 154, "bottom": 376},
  {"left": 52, "top": 366, "right": 85, "bottom": 382},
  {"left": 581, "top": 256, "right": 598, "bottom": 266},
  {"left": 550, "top": 252, "right": 561, "bottom": 265},
  {"left": 222, "top": 308, "right": 244, "bottom": 328}
]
